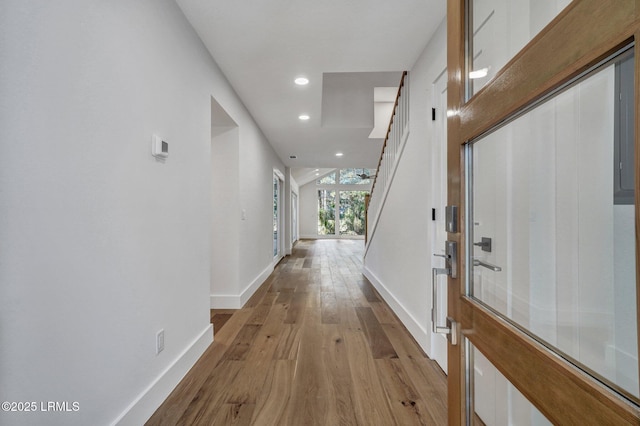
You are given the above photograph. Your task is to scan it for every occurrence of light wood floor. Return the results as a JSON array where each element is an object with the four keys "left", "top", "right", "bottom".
[{"left": 146, "top": 239, "right": 447, "bottom": 425}]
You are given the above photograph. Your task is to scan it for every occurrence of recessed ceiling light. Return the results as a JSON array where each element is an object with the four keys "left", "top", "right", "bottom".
[
  {"left": 295, "top": 77, "right": 309, "bottom": 85},
  {"left": 335, "top": 152, "right": 344, "bottom": 157},
  {"left": 314, "top": 169, "right": 319, "bottom": 172},
  {"left": 299, "top": 114, "right": 310, "bottom": 120},
  {"left": 315, "top": 173, "right": 319, "bottom": 176}
]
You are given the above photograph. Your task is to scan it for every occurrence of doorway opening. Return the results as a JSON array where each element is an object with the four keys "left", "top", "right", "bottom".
[{"left": 210, "top": 96, "right": 239, "bottom": 307}]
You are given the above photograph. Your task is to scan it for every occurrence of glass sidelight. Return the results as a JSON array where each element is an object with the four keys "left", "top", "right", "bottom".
[
  {"left": 339, "top": 191, "right": 368, "bottom": 236},
  {"left": 317, "top": 189, "right": 336, "bottom": 235},
  {"left": 467, "top": 48, "right": 638, "bottom": 401},
  {"left": 273, "top": 175, "right": 280, "bottom": 258}
]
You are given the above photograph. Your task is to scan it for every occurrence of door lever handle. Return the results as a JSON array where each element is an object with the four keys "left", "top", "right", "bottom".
[
  {"left": 431, "top": 267, "right": 458, "bottom": 345},
  {"left": 431, "top": 267, "right": 450, "bottom": 334},
  {"left": 473, "top": 258, "right": 502, "bottom": 272}
]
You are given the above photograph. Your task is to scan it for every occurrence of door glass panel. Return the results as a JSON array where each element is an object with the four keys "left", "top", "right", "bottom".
[
  {"left": 469, "top": 52, "right": 638, "bottom": 399},
  {"left": 469, "top": 0, "right": 571, "bottom": 96},
  {"left": 318, "top": 189, "right": 336, "bottom": 236},
  {"left": 339, "top": 191, "right": 368, "bottom": 236},
  {"left": 273, "top": 176, "right": 279, "bottom": 257},
  {"left": 470, "top": 342, "right": 552, "bottom": 425},
  {"left": 292, "top": 192, "right": 298, "bottom": 242}
]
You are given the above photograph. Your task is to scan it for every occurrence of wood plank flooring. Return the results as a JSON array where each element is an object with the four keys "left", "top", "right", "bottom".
[{"left": 146, "top": 239, "right": 447, "bottom": 425}]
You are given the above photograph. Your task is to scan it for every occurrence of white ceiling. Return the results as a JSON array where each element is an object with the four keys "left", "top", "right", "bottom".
[{"left": 176, "top": 0, "right": 446, "bottom": 173}]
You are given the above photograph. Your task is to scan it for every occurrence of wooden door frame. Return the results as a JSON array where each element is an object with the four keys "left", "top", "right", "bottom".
[{"left": 447, "top": 0, "right": 640, "bottom": 424}]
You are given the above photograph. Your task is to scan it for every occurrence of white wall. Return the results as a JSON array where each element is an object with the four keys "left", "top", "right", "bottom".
[
  {"left": 209, "top": 103, "right": 286, "bottom": 309},
  {"left": 300, "top": 179, "right": 320, "bottom": 238},
  {"left": 237, "top": 126, "right": 287, "bottom": 299},
  {"left": 0, "top": 1, "right": 284, "bottom": 424},
  {"left": 211, "top": 121, "right": 240, "bottom": 303},
  {"left": 363, "top": 19, "right": 447, "bottom": 357}
]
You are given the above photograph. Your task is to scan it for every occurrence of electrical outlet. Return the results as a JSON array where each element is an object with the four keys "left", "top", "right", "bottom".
[{"left": 156, "top": 329, "right": 165, "bottom": 355}]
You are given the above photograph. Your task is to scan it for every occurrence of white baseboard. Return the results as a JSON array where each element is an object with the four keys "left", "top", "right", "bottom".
[
  {"left": 362, "top": 266, "right": 430, "bottom": 355},
  {"left": 240, "top": 263, "right": 274, "bottom": 306},
  {"left": 210, "top": 263, "right": 275, "bottom": 309},
  {"left": 209, "top": 294, "right": 242, "bottom": 309},
  {"left": 112, "top": 324, "right": 214, "bottom": 426}
]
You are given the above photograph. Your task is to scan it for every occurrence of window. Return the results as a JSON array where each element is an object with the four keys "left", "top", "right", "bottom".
[
  {"left": 339, "top": 168, "right": 376, "bottom": 185},
  {"left": 339, "top": 191, "right": 368, "bottom": 235},
  {"left": 317, "top": 190, "right": 335, "bottom": 235},
  {"left": 316, "top": 169, "right": 376, "bottom": 185},
  {"left": 316, "top": 172, "right": 336, "bottom": 185},
  {"left": 315, "top": 169, "right": 374, "bottom": 237}
]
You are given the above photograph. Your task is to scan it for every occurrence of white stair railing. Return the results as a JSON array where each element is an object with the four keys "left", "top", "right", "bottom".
[{"left": 365, "top": 71, "right": 409, "bottom": 249}]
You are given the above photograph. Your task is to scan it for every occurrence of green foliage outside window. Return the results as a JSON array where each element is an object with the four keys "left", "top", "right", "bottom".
[
  {"left": 339, "top": 191, "right": 368, "bottom": 235},
  {"left": 316, "top": 172, "right": 336, "bottom": 185},
  {"left": 315, "top": 169, "right": 373, "bottom": 236},
  {"left": 318, "top": 190, "right": 335, "bottom": 235},
  {"left": 339, "top": 168, "right": 376, "bottom": 185}
]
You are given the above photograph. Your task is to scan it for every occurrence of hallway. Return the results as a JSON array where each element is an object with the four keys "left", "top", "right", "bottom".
[{"left": 147, "top": 240, "right": 447, "bottom": 425}]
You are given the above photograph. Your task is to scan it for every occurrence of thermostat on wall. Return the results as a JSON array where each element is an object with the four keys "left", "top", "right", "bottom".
[{"left": 152, "top": 135, "right": 169, "bottom": 159}]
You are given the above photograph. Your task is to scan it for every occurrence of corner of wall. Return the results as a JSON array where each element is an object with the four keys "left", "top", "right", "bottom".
[
  {"left": 362, "top": 265, "right": 429, "bottom": 353},
  {"left": 210, "top": 262, "right": 274, "bottom": 309},
  {"left": 209, "top": 294, "right": 242, "bottom": 309},
  {"left": 240, "top": 262, "right": 275, "bottom": 306}
]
